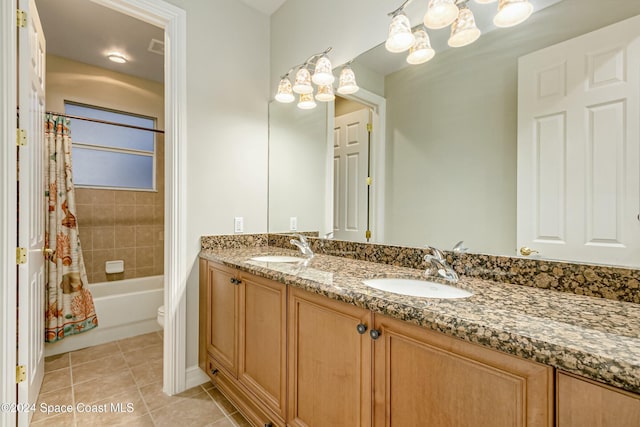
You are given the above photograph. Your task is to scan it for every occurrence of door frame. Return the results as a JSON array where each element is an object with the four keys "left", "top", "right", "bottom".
[
  {"left": 0, "top": 1, "right": 18, "bottom": 425},
  {"left": 327, "top": 88, "right": 386, "bottom": 243},
  {"left": 0, "top": 1, "right": 188, "bottom": 416}
]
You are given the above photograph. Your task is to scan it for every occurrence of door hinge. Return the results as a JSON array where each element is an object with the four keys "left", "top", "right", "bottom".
[
  {"left": 16, "top": 9, "right": 26, "bottom": 28},
  {"left": 16, "top": 365, "right": 26, "bottom": 383},
  {"left": 16, "top": 247, "right": 27, "bottom": 265},
  {"left": 16, "top": 128, "right": 26, "bottom": 146},
  {"left": 367, "top": 123, "right": 373, "bottom": 133}
]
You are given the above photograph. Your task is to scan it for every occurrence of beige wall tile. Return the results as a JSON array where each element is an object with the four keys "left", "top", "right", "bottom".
[
  {"left": 79, "top": 227, "right": 93, "bottom": 250},
  {"left": 76, "top": 203, "right": 93, "bottom": 227},
  {"left": 75, "top": 188, "right": 93, "bottom": 205},
  {"left": 136, "top": 226, "right": 155, "bottom": 247},
  {"left": 92, "top": 226, "right": 115, "bottom": 250},
  {"left": 115, "top": 191, "right": 137, "bottom": 204},
  {"left": 115, "top": 225, "right": 136, "bottom": 248},
  {"left": 135, "top": 192, "right": 155, "bottom": 205},
  {"left": 117, "top": 247, "right": 136, "bottom": 271},
  {"left": 115, "top": 204, "right": 137, "bottom": 226},
  {"left": 92, "top": 249, "right": 116, "bottom": 276},
  {"left": 89, "top": 189, "right": 115, "bottom": 205},
  {"left": 135, "top": 267, "right": 154, "bottom": 278},
  {"left": 94, "top": 205, "right": 115, "bottom": 226},
  {"left": 135, "top": 205, "right": 155, "bottom": 225},
  {"left": 135, "top": 248, "right": 154, "bottom": 269}
]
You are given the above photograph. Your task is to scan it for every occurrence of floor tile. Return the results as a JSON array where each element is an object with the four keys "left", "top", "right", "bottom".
[
  {"left": 207, "top": 417, "right": 235, "bottom": 427},
  {"left": 229, "top": 411, "right": 253, "bottom": 427},
  {"left": 74, "top": 371, "right": 137, "bottom": 404},
  {"left": 150, "top": 391, "right": 226, "bottom": 427},
  {"left": 40, "top": 368, "right": 71, "bottom": 394},
  {"left": 138, "top": 381, "right": 202, "bottom": 412},
  {"left": 29, "top": 411, "right": 75, "bottom": 427},
  {"left": 71, "top": 353, "right": 127, "bottom": 384},
  {"left": 122, "top": 343, "right": 163, "bottom": 367},
  {"left": 206, "top": 387, "right": 238, "bottom": 416},
  {"left": 118, "top": 332, "right": 162, "bottom": 351},
  {"left": 31, "top": 386, "right": 73, "bottom": 423},
  {"left": 130, "top": 358, "right": 163, "bottom": 387},
  {"left": 70, "top": 341, "right": 121, "bottom": 366},
  {"left": 44, "top": 353, "right": 70, "bottom": 372},
  {"left": 74, "top": 387, "right": 147, "bottom": 426}
]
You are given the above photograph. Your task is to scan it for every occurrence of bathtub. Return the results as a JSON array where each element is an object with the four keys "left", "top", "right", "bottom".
[{"left": 45, "top": 275, "right": 164, "bottom": 356}]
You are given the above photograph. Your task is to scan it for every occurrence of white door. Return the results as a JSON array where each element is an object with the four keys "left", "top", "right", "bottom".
[
  {"left": 17, "top": 0, "right": 46, "bottom": 424},
  {"left": 334, "top": 109, "right": 370, "bottom": 242},
  {"left": 518, "top": 15, "right": 640, "bottom": 267}
]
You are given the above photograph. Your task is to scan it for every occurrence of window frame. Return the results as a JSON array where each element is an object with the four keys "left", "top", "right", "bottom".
[{"left": 65, "top": 101, "right": 158, "bottom": 192}]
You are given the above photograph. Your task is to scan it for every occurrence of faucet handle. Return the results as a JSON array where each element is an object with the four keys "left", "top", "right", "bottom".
[
  {"left": 424, "top": 245, "right": 445, "bottom": 261},
  {"left": 452, "top": 241, "right": 469, "bottom": 253}
]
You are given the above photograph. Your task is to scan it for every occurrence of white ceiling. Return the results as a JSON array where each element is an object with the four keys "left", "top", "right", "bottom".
[{"left": 35, "top": 0, "right": 165, "bottom": 82}]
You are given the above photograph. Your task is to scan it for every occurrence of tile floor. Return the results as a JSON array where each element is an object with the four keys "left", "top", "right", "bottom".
[{"left": 32, "top": 332, "right": 251, "bottom": 427}]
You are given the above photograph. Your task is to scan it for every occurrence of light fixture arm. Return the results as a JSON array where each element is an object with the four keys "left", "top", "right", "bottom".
[{"left": 280, "top": 47, "right": 333, "bottom": 79}]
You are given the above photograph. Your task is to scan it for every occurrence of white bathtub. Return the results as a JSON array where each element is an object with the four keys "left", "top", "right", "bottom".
[{"left": 45, "top": 275, "right": 164, "bottom": 356}]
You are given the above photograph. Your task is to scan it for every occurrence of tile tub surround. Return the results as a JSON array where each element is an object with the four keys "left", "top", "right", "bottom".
[
  {"left": 200, "top": 246, "right": 640, "bottom": 395},
  {"left": 266, "top": 233, "right": 640, "bottom": 304}
]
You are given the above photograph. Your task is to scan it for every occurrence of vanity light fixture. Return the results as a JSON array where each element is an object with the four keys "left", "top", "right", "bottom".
[
  {"left": 107, "top": 52, "right": 127, "bottom": 64},
  {"left": 297, "top": 92, "right": 317, "bottom": 110},
  {"left": 424, "top": 0, "right": 460, "bottom": 29},
  {"left": 337, "top": 64, "right": 360, "bottom": 95},
  {"left": 448, "top": 4, "right": 481, "bottom": 47},
  {"left": 385, "top": 11, "right": 416, "bottom": 53},
  {"left": 275, "top": 47, "right": 359, "bottom": 109},
  {"left": 407, "top": 27, "right": 435, "bottom": 64},
  {"left": 493, "top": 0, "right": 534, "bottom": 27},
  {"left": 385, "top": 0, "right": 535, "bottom": 63}
]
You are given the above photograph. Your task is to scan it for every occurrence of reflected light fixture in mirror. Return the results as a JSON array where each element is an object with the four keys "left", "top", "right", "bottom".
[
  {"left": 315, "top": 84, "right": 335, "bottom": 102},
  {"left": 407, "top": 27, "right": 436, "bottom": 64},
  {"left": 293, "top": 68, "right": 313, "bottom": 94},
  {"left": 424, "top": 0, "right": 459, "bottom": 29},
  {"left": 448, "top": 5, "right": 481, "bottom": 47},
  {"left": 312, "top": 55, "right": 335, "bottom": 85},
  {"left": 494, "top": 0, "right": 534, "bottom": 27},
  {"left": 337, "top": 65, "right": 359, "bottom": 95},
  {"left": 297, "top": 92, "right": 317, "bottom": 109},
  {"left": 385, "top": 11, "right": 416, "bottom": 53}
]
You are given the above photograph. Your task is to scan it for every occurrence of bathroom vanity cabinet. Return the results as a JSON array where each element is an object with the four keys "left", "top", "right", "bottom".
[{"left": 199, "top": 259, "right": 564, "bottom": 426}]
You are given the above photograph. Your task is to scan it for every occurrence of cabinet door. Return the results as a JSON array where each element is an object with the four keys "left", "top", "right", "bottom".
[
  {"left": 205, "top": 262, "right": 239, "bottom": 377},
  {"left": 557, "top": 371, "right": 640, "bottom": 427},
  {"left": 238, "top": 272, "right": 287, "bottom": 422},
  {"left": 373, "top": 315, "right": 553, "bottom": 427},
  {"left": 288, "top": 288, "right": 372, "bottom": 427}
]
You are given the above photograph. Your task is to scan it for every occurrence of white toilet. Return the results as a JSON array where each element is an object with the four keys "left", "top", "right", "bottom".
[{"left": 157, "top": 305, "right": 165, "bottom": 328}]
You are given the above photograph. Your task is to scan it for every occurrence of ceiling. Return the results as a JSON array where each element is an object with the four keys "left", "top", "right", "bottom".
[
  {"left": 34, "top": 0, "right": 286, "bottom": 83},
  {"left": 35, "top": 0, "right": 165, "bottom": 82}
]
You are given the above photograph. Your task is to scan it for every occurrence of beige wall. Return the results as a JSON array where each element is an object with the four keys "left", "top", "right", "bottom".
[{"left": 46, "top": 54, "right": 165, "bottom": 283}]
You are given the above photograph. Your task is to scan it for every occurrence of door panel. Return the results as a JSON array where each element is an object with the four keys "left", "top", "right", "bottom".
[
  {"left": 17, "top": 0, "right": 46, "bottom": 424},
  {"left": 518, "top": 15, "right": 640, "bottom": 266},
  {"left": 334, "top": 108, "right": 369, "bottom": 242},
  {"left": 206, "top": 263, "right": 239, "bottom": 377}
]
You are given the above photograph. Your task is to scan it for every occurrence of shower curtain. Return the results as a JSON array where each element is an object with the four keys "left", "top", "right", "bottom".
[{"left": 44, "top": 114, "right": 98, "bottom": 342}]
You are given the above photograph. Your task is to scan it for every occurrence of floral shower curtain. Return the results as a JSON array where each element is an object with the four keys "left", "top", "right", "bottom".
[{"left": 44, "top": 114, "right": 98, "bottom": 342}]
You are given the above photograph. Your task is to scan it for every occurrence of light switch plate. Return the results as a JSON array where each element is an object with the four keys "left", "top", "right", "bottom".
[
  {"left": 290, "top": 217, "right": 297, "bottom": 231},
  {"left": 234, "top": 217, "right": 244, "bottom": 233}
]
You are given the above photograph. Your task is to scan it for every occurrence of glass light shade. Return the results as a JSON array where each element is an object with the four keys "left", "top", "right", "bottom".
[
  {"left": 315, "top": 85, "right": 335, "bottom": 102},
  {"left": 337, "top": 66, "right": 359, "bottom": 95},
  {"left": 292, "top": 68, "right": 313, "bottom": 94},
  {"left": 424, "top": 0, "right": 459, "bottom": 29},
  {"left": 297, "top": 92, "right": 317, "bottom": 109},
  {"left": 474, "top": 0, "right": 497, "bottom": 3},
  {"left": 275, "top": 77, "right": 295, "bottom": 103},
  {"left": 493, "top": 0, "right": 534, "bottom": 27},
  {"left": 385, "top": 13, "right": 415, "bottom": 53},
  {"left": 312, "top": 55, "right": 335, "bottom": 85},
  {"left": 406, "top": 28, "right": 435, "bottom": 65},
  {"left": 448, "top": 6, "right": 481, "bottom": 48}
]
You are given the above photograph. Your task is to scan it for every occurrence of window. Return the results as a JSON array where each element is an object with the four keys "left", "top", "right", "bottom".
[{"left": 66, "top": 102, "right": 157, "bottom": 191}]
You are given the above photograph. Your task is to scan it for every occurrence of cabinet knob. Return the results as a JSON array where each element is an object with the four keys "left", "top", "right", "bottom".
[
  {"left": 264, "top": 424, "right": 273, "bottom": 427},
  {"left": 229, "top": 278, "right": 241, "bottom": 285},
  {"left": 210, "top": 368, "right": 219, "bottom": 375},
  {"left": 370, "top": 329, "right": 381, "bottom": 340},
  {"left": 356, "top": 323, "right": 368, "bottom": 334}
]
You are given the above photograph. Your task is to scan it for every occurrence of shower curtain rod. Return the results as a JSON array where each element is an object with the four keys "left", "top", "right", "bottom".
[{"left": 45, "top": 111, "right": 165, "bottom": 134}]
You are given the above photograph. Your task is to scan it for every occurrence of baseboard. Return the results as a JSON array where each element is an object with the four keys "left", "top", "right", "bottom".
[{"left": 185, "top": 365, "right": 210, "bottom": 389}]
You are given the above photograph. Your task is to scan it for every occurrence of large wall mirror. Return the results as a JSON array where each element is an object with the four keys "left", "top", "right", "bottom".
[{"left": 268, "top": 0, "right": 640, "bottom": 267}]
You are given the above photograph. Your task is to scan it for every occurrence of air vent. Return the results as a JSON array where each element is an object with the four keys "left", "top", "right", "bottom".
[{"left": 148, "top": 38, "right": 164, "bottom": 56}]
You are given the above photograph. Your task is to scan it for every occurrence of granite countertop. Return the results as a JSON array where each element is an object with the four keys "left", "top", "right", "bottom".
[{"left": 199, "top": 246, "right": 640, "bottom": 394}]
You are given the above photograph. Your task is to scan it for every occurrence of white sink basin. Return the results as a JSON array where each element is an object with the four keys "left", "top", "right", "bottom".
[
  {"left": 250, "top": 255, "right": 303, "bottom": 263},
  {"left": 362, "top": 278, "right": 473, "bottom": 299}
]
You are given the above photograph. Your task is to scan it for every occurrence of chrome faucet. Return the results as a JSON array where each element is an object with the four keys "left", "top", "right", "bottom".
[
  {"left": 290, "top": 234, "right": 314, "bottom": 260},
  {"left": 424, "top": 245, "right": 458, "bottom": 282},
  {"left": 452, "top": 240, "right": 469, "bottom": 254}
]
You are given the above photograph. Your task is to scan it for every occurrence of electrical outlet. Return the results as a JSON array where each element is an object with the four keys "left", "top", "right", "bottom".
[
  {"left": 234, "top": 217, "right": 244, "bottom": 233},
  {"left": 290, "top": 217, "right": 298, "bottom": 231}
]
